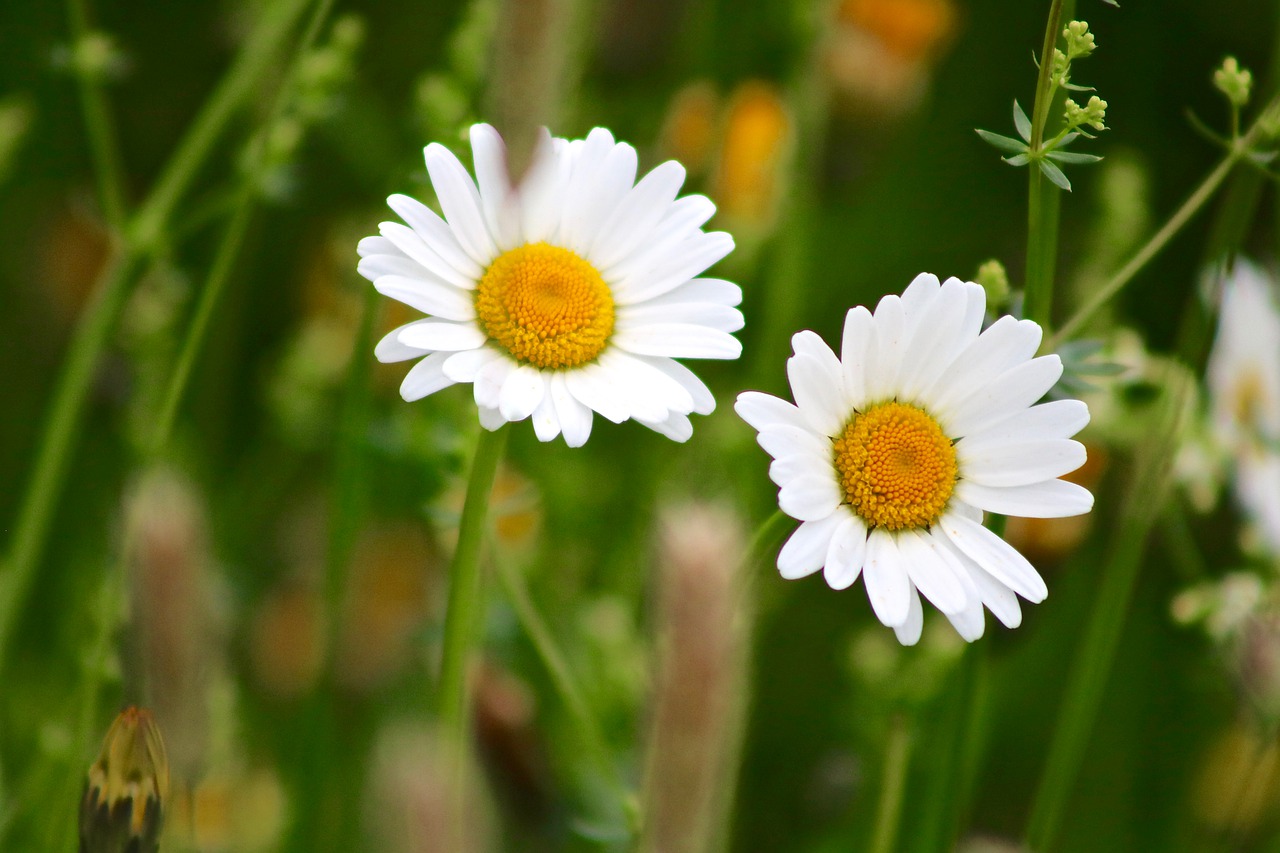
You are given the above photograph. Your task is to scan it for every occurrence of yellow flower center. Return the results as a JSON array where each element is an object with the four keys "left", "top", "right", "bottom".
[
  {"left": 474, "top": 242, "right": 615, "bottom": 370},
  {"left": 832, "top": 401, "right": 958, "bottom": 530}
]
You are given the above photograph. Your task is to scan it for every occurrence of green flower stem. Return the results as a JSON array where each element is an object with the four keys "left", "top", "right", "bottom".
[
  {"left": 438, "top": 426, "right": 509, "bottom": 740},
  {"left": 1024, "top": 371, "right": 1191, "bottom": 852},
  {"left": 868, "top": 713, "right": 914, "bottom": 853},
  {"left": 1048, "top": 90, "right": 1280, "bottom": 350},
  {"left": 1046, "top": 154, "right": 1235, "bottom": 349},
  {"left": 0, "top": 0, "right": 314, "bottom": 675},
  {"left": 0, "top": 251, "right": 142, "bottom": 662},
  {"left": 66, "top": 0, "right": 128, "bottom": 232},
  {"left": 491, "top": 545, "right": 639, "bottom": 830},
  {"left": 1022, "top": 0, "right": 1067, "bottom": 329}
]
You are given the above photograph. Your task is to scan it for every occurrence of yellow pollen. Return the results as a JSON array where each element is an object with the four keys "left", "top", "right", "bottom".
[
  {"left": 832, "top": 401, "right": 958, "bottom": 530},
  {"left": 474, "top": 242, "right": 615, "bottom": 370}
]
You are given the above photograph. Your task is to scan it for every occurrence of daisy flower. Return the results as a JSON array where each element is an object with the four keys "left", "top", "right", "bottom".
[
  {"left": 1206, "top": 259, "right": 1280, "bottom": 555},
  {"left": 735, "top": 274, "right": 1093, "bottom": 644},
  {"left": 357, "top": 124, "right": 743, "bottom": 446}
]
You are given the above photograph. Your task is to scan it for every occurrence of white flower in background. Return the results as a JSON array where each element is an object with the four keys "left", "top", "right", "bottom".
[
  {"left": 357, "top": 124, "right": 742, "bottom": 446},
  {"left": 1207, "top": 259, "right": 1280, "bottom": 555},
  {"left": 735, "top": 274, "right": 1093, "bottom": 645}
]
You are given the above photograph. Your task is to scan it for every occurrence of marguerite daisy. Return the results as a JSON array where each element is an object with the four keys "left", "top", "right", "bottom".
[
  {"left": 735, "top": 274, "right": 1094, "bottom": 644},
  {"left": 1206, "top": 259, "right": 1280, "bottom": 555},
  {"left": 357, "top": 124, "right": 743, "bottom": 446}
]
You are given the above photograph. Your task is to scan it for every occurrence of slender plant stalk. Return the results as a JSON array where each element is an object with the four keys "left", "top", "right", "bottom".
[
  {"left": 1047, "top": 155, "right": 1235, "bottom": 349},
  {"left": 868, "top": 713, "right": 914, "bottom": 853},
  {"left": 438, "top": 427, "right": 509, "bottom": 736},
  {"left": 0, "top": 0, "right": 315, "bottom": 675},
  {"left": 1024, "top": 371, "right": 1190, "bottom": 851},
  {"left": 66, "top": 0, "right": 128, "bottom": 232},
  {"left": 1048, "top": 88, "right": 1280, "bottom": 350},
  {"left": 491, "top": 547, "right": 637, "bottom": 826},
  {"left": 1022, "top": 0, "right": 1067, "bottom": 329}
]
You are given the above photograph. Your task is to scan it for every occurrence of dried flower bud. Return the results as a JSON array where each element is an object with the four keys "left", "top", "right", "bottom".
[{"left": 80, "top": 707, "right": 170, "bottom": 853}]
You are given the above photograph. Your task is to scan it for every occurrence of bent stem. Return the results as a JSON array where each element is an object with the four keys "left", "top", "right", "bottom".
[
  {"left": 438, "top": 425, "right": 508, "bottom": 750},
  {"left": 1024, "top": 371, "right": 1190, "bottom": 851}
]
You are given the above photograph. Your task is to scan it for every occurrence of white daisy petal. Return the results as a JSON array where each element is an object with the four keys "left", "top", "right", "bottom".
[
  {"left": 612, "top": 323, "right": 742, "bottom": 360},
  {"left": 778, "top": 514, "right": 843, "bottom": 579},
  {"left": 386, "top": 194, "right": 485, "bottom": 281},
  {"left": 469, "top": 123, "right": 522, "bottom": 250},
  {"left": 959, "top": 399, "right": 1091, "bottom": 448},
  {"left": 399, "top": 353, "right": 455, "bottom": 401},
  {"left": 840, "top": 305, "right": 875, "bottom": 410},
  {"left": 397, "top": 321, "right": 487, "bottom": 352},
  {"left": 638, "top": 356, "right": 716, "bottom": 415},
  {"left": 956, "top": 479, "right": 1095, "bottom": 519},
  {"left": 944, "top": 592, "right": 986, "bottom": 642},
  {"left": 617, "top": 301, "right": 744, "bottom": 333},
  {"left": 644, "top": 277, "right": 742, "bottom": 308},
  {"left": 599, "top": 350, "right": 695, "bottom": 415},
  {"left": 424, "top": 143, "right": 498, "bottom": 266},
  {"left": 564, "top": 364, "right": 630, "bottom": 423},
  {"left": 497, "top": 365, "right": 545, "bottom": 421},
  {"left": 898, "top": 278, "right": 972, "bottom": 401},
  {"left": 894, "top": 589, "right": 926, "bottom": 646},
  {"left": 357, "top": 253, "right": 429, "bottom": 282},
  {"left": 378, "top": 221, "right": 477, "bottom": 290},
  {"left": 375, "top": 321, "right": 432, "bottom": 363},
  {"left": 442, "top": 347, "right": 503, "bottom": 382},
  {"left": 778, "top": 474, "right": 843, "bottom": 522},
  {"left": 942, "top": 355, "right": 1064, "bottom": 438},
  {"left": 516, "top": 130, "right": 564, "bottom": 243},
  {"left": 922, "top": 316, "right": 1042, "bottom": 415},
  {"left": 788, "top": 352, "right": 847, "bottom": 438},
  {"left": 550, "top": 373, "right": 593, "bottom": 447},
  {"left": 372, "top": 275, "right": 475, "bottom": 321},
  {"left": 357, "top": 235, "right": 403, "bottom": 259},
  {"left": 755, "top": 424, "right": 831, "bottom": 461},
  {"left": 614, "top": 231, "right": 735, "bottom": 304},
  {"left": 944, "top": 539, "right": 1023, "bottom": 629},
  {"left": 567, "top": 140, "right": 637, "bottom": 252},
  {"left": 865, "top": 294, "right": 907, "bottom": 401},
  {"left": 735, "top": 391, "right": 809, "bottom": 431},
  {"left": 863, "top": 528, "right": 913, "bottom": 628},
  {"left": 590, "top": 160, "right": 687, "bottom": 268},
  {"left": 959, "top": 439, "right": 1087, "bottom": 487},
  {"left": 478, "top": 405, "right": 505, "bottom": 430},
  {"left": 898, "top": 529, "right": 968, "bottom": 615},
  {"left": 823, "top": 513, "right": 868, "bottom": 590},
  {"left": 900, "top": 272, "right": 941, "bottom": 314},
  {"left": 473, "top": 358, "right": 514, "bottom": 410},
  {"left": 769, "top": 452, "right": 827, "bottom": 488},
  {"left": 939, "top": 512, "right": 1047, "bottom": 602},
  {"left": 531, "top": 389, "right": 562, "bottom": 442},
  {"left": 605, "top": 196, "right": 719, "bottom": 285},
  {"left": 638, "top": 411, "right": 694, "bottom": 442}
]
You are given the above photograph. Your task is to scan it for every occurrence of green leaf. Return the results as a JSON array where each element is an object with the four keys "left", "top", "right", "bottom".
[
  {"left": 1047, "top": 150, "right": 1103, "bottom": 165},
  {"left": 1004, "top": 153, "right": 1031, "bottom": 166},
  {"left": 1064, "top": 82, "right": 1097, "bottom": 92},
  {"left": 975, "top": 128, "right": 1029, "bottom": 154},
  {"left": 1099, "top": 0, "right": 1120, "bottom": 7},
  {"left": 1056, "top": 132, "right": 1081, "bottom": 148},
  {"left": 1013, "top": 99, "right": 1032, "bottom": 142},
  {"left": 1039, "top": 158, "right": 1072, "bottom": 191}
]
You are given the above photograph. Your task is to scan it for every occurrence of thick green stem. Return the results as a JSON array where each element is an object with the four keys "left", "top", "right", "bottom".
[
  {"left": 1024, "top": 372, "right": 1190, "bottom": 851},
  {"left": 868, "top": 714, "right": 914, "bottom": 853},
  {"left": 438, "top": 426, "right": 508, "bottom": 734},
  {"left": 1023, "top": 0, "right": 1066, "bottom": 329}
]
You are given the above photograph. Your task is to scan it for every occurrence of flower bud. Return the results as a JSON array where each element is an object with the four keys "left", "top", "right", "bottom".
[
  {"left": 1214, "top": 56, "right": 1253, "bottom": 110},
  {"left": 973, "top": 259, "right": 1010, "bottom": 313},
  {"left": 1065, "top": 95, "right": 1108, "bottom": 132},
  {"left": 1063, "top": 20, "right": 1096, "bottom": 59},
  {"left": 79, "top": 707, "right": 170, "bottom": 853}
]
